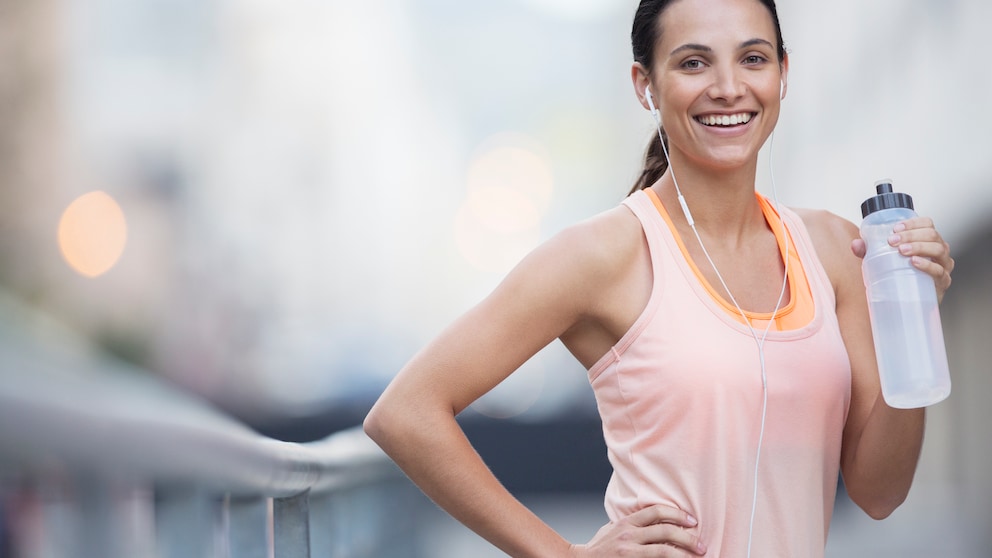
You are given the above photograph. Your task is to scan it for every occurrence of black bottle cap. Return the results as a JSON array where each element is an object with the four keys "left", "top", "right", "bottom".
[{"left": 861, "top": 180, "right": 914, "bottom": 218}]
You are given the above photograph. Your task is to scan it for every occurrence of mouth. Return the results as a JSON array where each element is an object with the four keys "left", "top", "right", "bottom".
[{"left": 694, "top": 112, "right": 756, "bottom": 127}]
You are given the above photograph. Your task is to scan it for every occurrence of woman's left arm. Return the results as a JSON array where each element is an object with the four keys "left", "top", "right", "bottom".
[{"left": 804, "top": 210, "right": 953, "bottom": 519}]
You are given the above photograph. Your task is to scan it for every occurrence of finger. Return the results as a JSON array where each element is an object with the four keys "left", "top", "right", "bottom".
[
  {"left": 892, "top": 216, "right": 935, "bottom": 233},
  {"left": 888, "top": 224, "right": 953, "bottom": 271},
  {"left": 896, "top": 239, "right": 952, "bottom": 264},
  {"left": 895, "top": 238, "right": 954, "bottom": 275},
  {"left": 912, "top": 256, "right": 953, "bottom": 293},
  {"left": 638, "top": 524, "right": 708, "bottom": 555},
  {"left": 850, "top": 238, "right": 866, "bottom": 259},
  {"left": 627, "top": 505, "right": 698, "bottom": 528},
  {"left": 889, "top": 227, "right": 945, "bottom": 249}
]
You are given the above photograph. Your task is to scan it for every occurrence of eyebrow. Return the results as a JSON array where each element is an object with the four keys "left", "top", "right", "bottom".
[{"left": 670, "top": 38, "right": 775, "bottom": 56}]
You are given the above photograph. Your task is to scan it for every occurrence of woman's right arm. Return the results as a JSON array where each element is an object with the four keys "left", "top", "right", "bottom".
[{"left": 364, "top": 208, "right": 707, "bottom": 557}]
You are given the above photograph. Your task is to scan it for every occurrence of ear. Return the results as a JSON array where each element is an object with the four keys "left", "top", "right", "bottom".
[
  {"left": 779, "top": 53, "right": 790, "bottom": 100},
  {"left": 631, "top": 62, "right": 653, "bottom": 112}
]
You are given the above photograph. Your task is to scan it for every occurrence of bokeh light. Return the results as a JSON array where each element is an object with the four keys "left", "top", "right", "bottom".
[
  {"left": 471, "top": 353, "right": 546, "bottom": 419},
  {"left": 57, "top": 191, "right": 128, "bottom": 278},
  {"left": 466, "top": 134, "right": 555, "bottom": 218},
  {"left": 454, "top": 132, "right": 555, "bottom": 273}
]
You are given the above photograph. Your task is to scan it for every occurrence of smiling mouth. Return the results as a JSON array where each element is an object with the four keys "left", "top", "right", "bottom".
[{"left": 695, "top": 112, "right": 755, "bottom": 127}]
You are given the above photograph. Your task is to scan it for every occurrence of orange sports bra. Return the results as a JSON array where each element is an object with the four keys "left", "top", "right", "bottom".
[{"left": 644, "top": 188, "right": 814, "bottom": 331}]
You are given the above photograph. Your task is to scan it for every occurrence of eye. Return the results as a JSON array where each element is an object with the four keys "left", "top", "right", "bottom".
[
  {"left": 681, "top": 59, "right": 705, "bottom": 70},
  {"left": 743, "top": 54, "right": 768, "bottom": 66}
]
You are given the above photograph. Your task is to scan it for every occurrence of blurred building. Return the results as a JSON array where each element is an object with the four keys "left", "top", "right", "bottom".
[{"left": 0, "top": 0, "right": 65, "bottom": 294}]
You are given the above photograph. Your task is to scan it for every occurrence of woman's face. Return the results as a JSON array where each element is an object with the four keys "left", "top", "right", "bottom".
[{"left": 647, "top": 0, "right": 786, "bottom": 170}]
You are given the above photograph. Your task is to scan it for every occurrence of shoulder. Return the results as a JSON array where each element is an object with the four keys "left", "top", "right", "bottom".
[
  {"left": 792, "top": 207, "right": 861, "bottom": 297},
  {"left": 524, "top": 202, "right": 645, "bottom": 292},
  {"left": 793, "top": 207, "right": 858, "bottom": 251},
  {"left": 491, "top": 200, "right": 648, "bottom": 321},
  {"left": 555, "top": 202, "right": 645, "bottom": 272}
]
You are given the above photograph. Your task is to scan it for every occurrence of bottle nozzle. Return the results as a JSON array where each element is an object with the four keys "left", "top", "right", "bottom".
[
  {"left": 862, "top": 179, "right": 913, "bottom": 218},
  {"left": 874, "top": 180, "right": 894, "bottom": 195}
]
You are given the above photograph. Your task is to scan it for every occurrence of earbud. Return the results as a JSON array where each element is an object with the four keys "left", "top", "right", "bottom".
[
  {"left": 645, "top": 86, "right": 658, "bottom": 117},
  {"left": 779, "top": 80, "right": 785, "bottom": 100}
]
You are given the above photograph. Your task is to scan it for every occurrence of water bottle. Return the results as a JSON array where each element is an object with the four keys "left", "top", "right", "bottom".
[{"left": 860, "top": 180, "right": 950, "bottom": 408}]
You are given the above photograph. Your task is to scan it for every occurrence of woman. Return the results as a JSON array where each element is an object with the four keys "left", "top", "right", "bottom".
[{"left": 364, "top": 0, "right": 955, "bottom": 555}]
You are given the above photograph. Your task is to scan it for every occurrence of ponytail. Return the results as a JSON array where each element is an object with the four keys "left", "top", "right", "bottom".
[{"left": 628, "top": 128, "right": 669, "bottom": 196}]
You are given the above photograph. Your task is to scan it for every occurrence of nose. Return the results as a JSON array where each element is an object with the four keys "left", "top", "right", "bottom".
[{"left": 708, "top": 64, "right": 746, "bottom": 103}]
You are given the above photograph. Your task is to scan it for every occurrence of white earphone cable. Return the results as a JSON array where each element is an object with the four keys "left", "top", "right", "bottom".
[{"left": 647, "top": 87, "right": 790, "bottom": 558}]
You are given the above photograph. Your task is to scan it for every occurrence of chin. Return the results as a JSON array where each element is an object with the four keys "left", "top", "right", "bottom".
[{"left": 695, "top": 149, "right": 756, "bottom": 170}]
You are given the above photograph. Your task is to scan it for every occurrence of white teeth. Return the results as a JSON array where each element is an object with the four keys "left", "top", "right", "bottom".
[{"left": 698, "top": 113, "right": 753, "bottom": 127}]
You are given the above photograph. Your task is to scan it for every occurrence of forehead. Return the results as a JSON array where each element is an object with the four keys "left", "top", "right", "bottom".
[{"left": 657, "top": 0, "right": 777, "bottom": 52}]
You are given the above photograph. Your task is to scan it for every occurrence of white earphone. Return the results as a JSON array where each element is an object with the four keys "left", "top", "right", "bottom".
[{"left": 645, "top": 86, "right": 658, "bottom": 117}]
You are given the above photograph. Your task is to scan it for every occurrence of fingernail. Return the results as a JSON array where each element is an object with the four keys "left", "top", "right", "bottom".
[
  {"left": 899, "top": 244, "right": 912, "bottom": 255},
  {"left": 686, "top": 514, "right": 698, "bottom": 526},
  {"left": 893, "top": 223, "right": 907, "bottom": 232},
  {"left": 888, "top": 234, "right": 901, "bottom": 246},
  {"left": 697, "top": 540, "right": 708, "bottom": 554}
]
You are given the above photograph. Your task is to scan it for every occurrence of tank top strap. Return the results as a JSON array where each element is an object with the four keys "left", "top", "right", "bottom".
[
  {"left": 599, "top": 190, "right": 672, "bottom": 358},
  {"left": 775, "top": 203, "right": 837, "bottom": 311},
  {"left": 621, "top": 189, "right": 671, "bottom": 262}
]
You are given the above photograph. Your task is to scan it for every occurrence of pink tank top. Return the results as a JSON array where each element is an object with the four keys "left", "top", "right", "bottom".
[{"left": 588, "top": 190, "right": 852, "bottom": 557}]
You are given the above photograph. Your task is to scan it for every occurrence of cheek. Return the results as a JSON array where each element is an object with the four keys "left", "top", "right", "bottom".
[
  {"left": 756, "top": 76, "right": 784, "bottom": 103},
  {"left": 657, "top": 86, "right": 698, "bottom": 123}
]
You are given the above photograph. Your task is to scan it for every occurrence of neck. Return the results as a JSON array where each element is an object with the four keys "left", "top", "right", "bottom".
[{"left": 649, "top": 153, "right": 765, "bottom": 245}]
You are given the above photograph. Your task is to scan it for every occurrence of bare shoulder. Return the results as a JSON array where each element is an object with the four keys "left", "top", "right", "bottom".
[
  {"left": 531, "top": 201, "right": 650, "bottom": 365},
  {"left": 509, "top": 202, "right": 646, "bottom": 308},
  {"left": 793, "top": 207, "right": 861, "bottom": 294},
  {"left": 794, "top": 207, "right": 858, "bottom": 247},
  {"left": 551, "top": 203, "right": 645, "bottom": 280},
  {"left": 471, "top": 200, "right": 648, "bottom": 363}
]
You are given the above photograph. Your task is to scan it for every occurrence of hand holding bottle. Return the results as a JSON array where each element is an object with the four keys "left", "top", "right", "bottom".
[
  {"left": 855, "top": 181, "right": 953, "bottom": 409},
  {"left": 850, "top": 217, "right": 954, "bottom": 303}
]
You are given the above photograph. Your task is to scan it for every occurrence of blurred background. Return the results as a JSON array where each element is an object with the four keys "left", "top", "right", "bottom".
[{"left": 1, "top": 0, "right": 990, "bottom": 555}]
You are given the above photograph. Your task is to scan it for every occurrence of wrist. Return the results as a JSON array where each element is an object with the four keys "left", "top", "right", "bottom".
[{"left": 565, "top": 543, "right": 588, "bottom": 558}]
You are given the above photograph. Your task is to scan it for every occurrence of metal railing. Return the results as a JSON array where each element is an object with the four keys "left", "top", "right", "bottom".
[{"left": 0, "top": 292, "right": 424, "bottom": 558}]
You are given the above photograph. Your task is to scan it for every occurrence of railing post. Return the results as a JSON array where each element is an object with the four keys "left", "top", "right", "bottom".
[
  {"left": 36, "top": 477, "right": 76, "bottom": 558},
  {"left": 75, "top": 476, "right": 116, "bottom": 558},
  {"left": 274, "top": 490, "right": 310, "bottom": 558},
  {"left": 371, "top": 479, "right": 421, "bottom": 558},
  {"left": 228, "top": 495, "right": 269, "bottom": 558},
  {"left": 155, "top": 486, "right": 218, "bottom": 558},
  {"left": 307, "top": 491, "right": 336, "bottom": 558}
]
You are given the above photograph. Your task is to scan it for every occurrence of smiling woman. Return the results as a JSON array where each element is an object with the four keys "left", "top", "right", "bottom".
[
  {"left": 364, "top": 1, "right": 956, "bottom": 556},
  {"left": 629, "top": 0, "right": 787, "bottom": 195}
]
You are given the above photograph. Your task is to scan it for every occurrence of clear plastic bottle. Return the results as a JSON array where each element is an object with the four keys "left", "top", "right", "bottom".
[{"left": 860, "top": 180, "right": 950, "bottom": 408}]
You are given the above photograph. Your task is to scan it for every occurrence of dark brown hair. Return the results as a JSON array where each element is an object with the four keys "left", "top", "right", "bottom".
[{"left": 628, "top": 0, "right": 787, "bottom": 195}]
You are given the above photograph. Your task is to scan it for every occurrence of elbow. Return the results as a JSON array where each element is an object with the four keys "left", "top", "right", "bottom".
[
  {"left": 847, "top": 486, "right": 907, "bottom": 520},
  {"left": 862, "top": 501, "right": 901, "bottom": 521},
  {"left": 364, "top": 388, "right": 456, "bottom": 458},
  {"left": 363, "top": 401, "right": 393, "bottom": 449},
  {"left": 363, "top": 395, "right": 423, "bottom": 454},
  {"left": 362, "top": 408, "right": 379, "bottom": 443}
]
